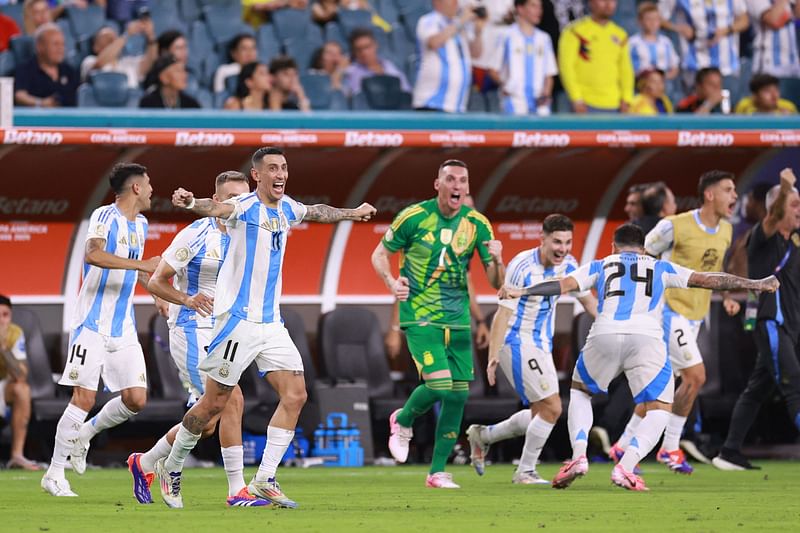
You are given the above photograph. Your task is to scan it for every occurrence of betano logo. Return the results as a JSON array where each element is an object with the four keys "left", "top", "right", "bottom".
[
  {"left": 512, "top": 132, "right": 571, "bottom": 147},
  {"left": 344, "top": 131, "right": 404, "bottom": 147},
  {"left": 677, "top": 131, "right": 735, "bottom": 146},
  {"left": 0, "top": 197, "right": 69, "bottom": 215},
  {"left": 174, "top": 131, "right": 235, "bottom": 146},
  {"left": 3, "top": 129, "right": 63, "bottom": 145}
]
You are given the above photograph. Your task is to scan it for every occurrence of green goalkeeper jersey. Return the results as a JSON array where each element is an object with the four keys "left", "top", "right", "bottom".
[{"left": 382, "top": 198, "right": 495, "bottom": 329}]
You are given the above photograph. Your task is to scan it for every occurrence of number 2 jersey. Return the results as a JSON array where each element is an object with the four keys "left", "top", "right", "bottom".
[{"left": 570, "top": 251, "right": 693, "bottom": 340}]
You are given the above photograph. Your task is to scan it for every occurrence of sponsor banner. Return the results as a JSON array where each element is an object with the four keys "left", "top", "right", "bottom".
[
  {"left": 0, "top": 222, "right": 73, "bottom": 294},
  {"left": 4, "top": 128, "right": 800, "bottom": 147}
]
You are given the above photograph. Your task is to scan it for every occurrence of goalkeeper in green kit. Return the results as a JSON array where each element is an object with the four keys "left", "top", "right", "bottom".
[{"left": 371, "top": 159, "right": 505, "bottom": 488}]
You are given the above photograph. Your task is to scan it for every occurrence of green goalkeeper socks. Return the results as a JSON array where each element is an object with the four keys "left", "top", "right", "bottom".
[
  {"left": 396, "top": 377, "right": 452, "bottom": 428},
  {"left": 430, "top": 382, "right": 469, "bottom": 474}
]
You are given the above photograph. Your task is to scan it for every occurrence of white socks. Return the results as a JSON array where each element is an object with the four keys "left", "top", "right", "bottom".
[
  {"left": 517, "top": 415, "right": 555, "bottom": 473},
  {"left": 482, "top": 409, "right": 531, "bottom": 444},
  {"left": 620, "top": 409, "right": 670, "bottom": 472},
  {"left": 567, "top": 389, "right": 593, "bottom": 460},
  {"left": 140, "top": 434, "right": 173, "bottom": 473},
  {"left": 661, "top": 414, "right": 688, "bottom": 452},
  {"left": 617, "top": 414, "right": 643, "bottom": 449},
  {"left": 255, "top": 426, "right": 294, "bottom": 482},
  {"left": 77, "top": 396, "right": 136, "bottom": 446},
  {"left": 221, "top": 445, "right": 246, "bottom": 496},
  {"left": 164, "top": 425, "right": 202, "bottom": 472},
  {"left": 47, "top": 403, "right": 88, "bottom": 479}
]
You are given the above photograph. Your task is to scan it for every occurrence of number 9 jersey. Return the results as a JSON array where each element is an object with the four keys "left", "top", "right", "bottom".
[{"left": 570, "top": 251, "right": 694, "bottom": 340}]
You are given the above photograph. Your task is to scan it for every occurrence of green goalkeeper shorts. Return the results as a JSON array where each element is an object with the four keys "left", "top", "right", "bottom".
[{"left": 404, "top": 325, "right": 474, "bottom": 382}]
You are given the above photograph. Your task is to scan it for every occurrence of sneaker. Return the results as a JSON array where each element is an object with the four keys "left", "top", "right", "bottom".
[
  {"left": 388, "top": 408, "right": 413, "bottom": 463},
  {"left": 226, "top": 487, "right": 272, "bottom": 508},
  {"left": 41, "top": 475, "right": 78, "bottom": 497},
  {"left": 425, "top": 472, "right": 460, "bottom": 489},
  {"left": 590, "top": 426, "right": 611, "bottom": 455},
  {"left": 69, "top": 439, "right": 89, "bottom": 475},
  {"left": 657, "top": 448, "right": 694, "bottom": 474},
  {"left": 512, "top": 470, "right": 550, "bottom": 485},
  {"left": 127, "top": 453, "right": 154, "bottom": 504},
  {"left": 712, "top": 448, "right": 761, "bottom": 471},
  {"left": 154, "top": 457, "right": 183, "bottom": 509},
  {"left": 611, "top": 464, "right": 648, "bottom": 491},
  {"left": 248, "top": 478, "right": 298, "bottom": 508},
  {"left": 609, "top": 443, "right": 642, "bottom": 475},
  {"left": 680, "top": 439, "right": 712, "bottom": 464},
  {"left": 552, "top": 455, "right": 589, "bottom": 489},
  {"left": 466, "top": 424, "right": 490, "bottom": 476}
]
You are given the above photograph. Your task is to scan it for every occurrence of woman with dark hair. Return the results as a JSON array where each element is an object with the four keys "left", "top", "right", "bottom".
[
  {"left": 143, "top": 29, "right": 190, "bottom": 89},
  {"left": 223, "top": 61, "right": 271, "bottom": 110},
  {"left": 310, "top": 40, "right": 348, "bottom": 90}
]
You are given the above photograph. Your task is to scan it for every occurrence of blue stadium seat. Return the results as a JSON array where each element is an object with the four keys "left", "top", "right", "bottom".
[
  {"left": 178, "top": 0, "right": 203, "bottom": 22},
  {"left": 188, "top": 20, "right": 214, "bottom": 86},
  {"left": 256, "top": 24, "right": 281, "bottom": 63},
  {"left": 361, "top": 74, "right": 411, "bottom": 110},
  {"left": 271, "top": 8, "right": 312, "bottom": 46},
  {"left": 9, "top": 35, "right": 34, "bottom": 67},
  {"left": 202, "top": 4, "right": 253, "bottom": 48},
  {"left": 65, "top": 5, "right": 107, "bottom": 40},
  {"left": 224, "top": 73, "right": 238, "bottom": 94},
  {"left": 400, "top": 6, "right": 428, "bottom": 42},
  {"left": 394, "top": 0, "right": 431, "bottom": 16},
  {"left": 0, "top": 50, "right": 14, "bottom": 77},
  {"left": 194, "top": 87, "right": 213, "bottom": 108},
  {"left": 387, "top": 22, "right": 412, "bottom": 69},
  {"left": 324, "top": 21, "right": 348, "bottom": 54},
  {"left": 375, "top": 0, "right": 399, "bottom": 25},
  {"left": 300, "top": 72, "right": 334, "bottom": 110},
  {"left": 151, "top": 4, "right": 189, "bottom": 36},
  {"left": 337, "top": 9, "right": 373, "bottom": 40},
  {"left": 78, "top": 71, "right": 140, "bottom": 107},
  {"left": 285, "top": 38, "right": 317, "bottom": 71},
  {"left": 780, "top": 78, "right": 800, "bottom": 107},
  {"left": 212, "top": 89, "right": 228, "bottom": 109},
  {"left": 0, "top": 3, "right": 23, "bottom": 29}
]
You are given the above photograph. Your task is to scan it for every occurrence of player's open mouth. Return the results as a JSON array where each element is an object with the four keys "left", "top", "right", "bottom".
[
  {"left": 553, "top": 252, "right": 565, "bottom": 262},
  {"left": 272, "top": 181, "right": 285, "bottom": 193},
  {"left": 450, "top": 193, "right": 461, "bottom": 204}
]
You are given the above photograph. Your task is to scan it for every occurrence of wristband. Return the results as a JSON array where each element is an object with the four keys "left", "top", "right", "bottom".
[{"left": 186, "top": 197, "right": 196, "bottom": 209}]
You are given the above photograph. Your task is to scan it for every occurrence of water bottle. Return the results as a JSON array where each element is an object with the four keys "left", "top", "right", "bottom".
[
  {"left": 721, "top": 89, "right": 731, "bottom": 114},
  {"left": 314, "top": 424, "right": 325, "bottom": 451},
  {"left": 744, "top": 291, "right": 758, "bottom": 331}
]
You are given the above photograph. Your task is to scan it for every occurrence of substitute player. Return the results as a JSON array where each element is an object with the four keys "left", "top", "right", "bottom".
[
  {"left": 127, "top": 171, "right": 267, "bottom": 507},
  {"left": 503, "top": 224, "right": 777, "bottom": 491},
  {"left": 156, "top": 147, "right": 375, "bottom": 509},
  {"left": 467, "top": 214, "right": 597, "bottom": 484},
  {"left": 42, "top": 163, "right": 160, "bottom": 497},
  {"left": 372, "top": 159, "right": 505, "bottom": 489}
]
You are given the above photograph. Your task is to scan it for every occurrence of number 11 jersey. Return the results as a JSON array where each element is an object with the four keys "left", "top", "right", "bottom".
[{"left": 570, "top": 251, "right": 693, "bottom": 340}]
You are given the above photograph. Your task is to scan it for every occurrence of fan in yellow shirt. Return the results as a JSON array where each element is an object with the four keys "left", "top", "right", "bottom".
[
  {"left": 735, "top": 73, "right": 798, "bottom": 115},
  {"left": 629, "top": 69, "right": 673, "bottom": 115}
]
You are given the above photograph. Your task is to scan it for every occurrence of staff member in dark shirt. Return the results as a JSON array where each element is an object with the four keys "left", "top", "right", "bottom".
[
  {"left": 14, "top": 22, "right": 78, "bottom": 107},
  {"left": 713, "top": 168, "right": 800, "bottom": 471},
  {"left": 139, "top": 53, "right": 200, "bottom": 109}
]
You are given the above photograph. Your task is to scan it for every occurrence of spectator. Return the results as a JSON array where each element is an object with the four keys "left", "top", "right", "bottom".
[
  {"left": 213, "top": 33, "right": 258, "bottom": 94},
  {"left": 413, "top": 0, "right": 485, "bottom": 113},
  {"left": 624, "top": 183, "right": 647, "bottom": 221},
  {"left": 634, "top": 181, "right": 677, "bottom": 235},
  {"left": 557, "top": 0, "right": 633, "bottom": 113},
  {"left": 223, "top": 61, "right": 271, "bottom": 110},
  {"left": 676, "top": 67, "right": 725, "bottom": 114},
  {"left": 747, "top": 0, "right": 800, "bottom": 80},
  {"left": 735, "top": 73, "right": 798, "bottom": 114},
  {"left": 139, "top": 53, "right": 200, "bottom": 108},
  {"left": 629, "top": 68, "right": 672, "bottom": 115},
  {"left": 310, "top": 40, "right": 348, "bottom": 91},
  {"left": 0, "top": 11, "right": 21, "bottom": 52},
  {"left": 268, "top": 55, "right": 310, "bottom": 110},
  {"left": 105, "top": 0, "right": 150, "bottom": 26},
  {"left": 243, "top": 0, "right": 309, "bottom": 27},
  {"left": 490, "top": 0, "right": 557, "bottom": 116},
  {"left": 22, "top": 0, "right": 52, "bottom": 36},
  {"left": 14, "top": 22, "right": 78, "bottom": 107},
  {"left": 726, "top": 183, "right": 771, "bottom": 278},
  {"left": 458, "top": 0, "right": 514, "bottom": 95},
  {"left": 0, "top": 295, "right": 38, "bottom": 471},
  {"left": 659, "top": 0, "right": 749, "bottom": 92},
  {"left": 345, "top": 28, "right": 409, "bottom": 96},
  {"left": 143, "top": 29, "right": 189, "bottom": 90},
  {"left": 627, "top": 2, "right": 678, "bottom": 80},
  {"left": 80, "top": 20, "right": 157, "bottom": 89}
]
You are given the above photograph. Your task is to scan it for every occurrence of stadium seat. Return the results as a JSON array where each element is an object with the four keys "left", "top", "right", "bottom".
[
  {"left": 178, "top": 0, "right": 203, "bottom": 22},
  {"left": 78, "top": 71, "right": 140, "bottom": 107},
  {"left": 337, "top": 9, "right": 373, "bottom": 41},
  {"left": 0, "top": 50, "right": 13, "bottom": 76},
  {"left": 285, "top": 38, "right": 317, "bottom": 71},
  {"left": 375, "top": 0, "right": 399, "bottom": 25},
  {"left": 9, "top": 35, "right": 34, "bottom": 67},
  {"left": 300, "top": 72, "right": 335, "bottom": 110},
  {"left": 0, "top": 3, "right": 23, "bottom": 28},
  {"left": 323, "top": 21, "right": 348, "bottom": 54},
  {"left": 147, "top": 315, "right": 189, "bottom": 403},
  {"left": 151, "top": 5, "right": 189, "bottom": 36},
  {"left": 65, "top": 5, "right": 107, "bottom": 41},
  {"left": 224, "top": 73, "right": 238, "bottom": 95},
  {"left": 202, "top": 4, "right": 254, "bottom": 49},
  {"left": 271, "top": 8, "right": 312, "bottom": 46},
  {"left": 400, "top": 6, "right": 428, "bottom": 42},
  {"left": 188, "top": 20, "right": 214, "bottom": 84},
  {"left": 256, "top": 24, "right": 281, "bottom": 64},
  {"left": 361, "top": 74, "right": 411, "bottom": 110}
]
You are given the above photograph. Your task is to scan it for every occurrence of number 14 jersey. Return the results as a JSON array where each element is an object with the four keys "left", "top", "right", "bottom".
[{"left": 571, "top": 252, "right": 693, "bottom": 340}]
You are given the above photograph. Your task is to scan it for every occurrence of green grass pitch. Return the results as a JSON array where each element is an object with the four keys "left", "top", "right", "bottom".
[{"left": 3, "top": 462, "right": 799, "bottom": 532}]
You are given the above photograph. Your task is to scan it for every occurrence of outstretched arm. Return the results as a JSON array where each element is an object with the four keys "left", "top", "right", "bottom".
[
  {"left": 172, "top": 187, "right": 235, "bottom": 219},
  {"left": 688, "top": 272, "right": 779, "bottom": 292},
  {"left": 763, "top": 168, "right": 796, "bottom": 238},
  {"left": 499, "top": 277, "right": 579, "bottom": 299},
  {"left": 304, "top": 202, "right": 376, "bottom": 223},
  {"left": 85, "top": 238, "right": 161, "bottom": 273}
]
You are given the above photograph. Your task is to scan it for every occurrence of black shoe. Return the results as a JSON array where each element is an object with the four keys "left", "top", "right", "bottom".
[{"left": 712, "top": 447, "right": 761, "bottom": 471}]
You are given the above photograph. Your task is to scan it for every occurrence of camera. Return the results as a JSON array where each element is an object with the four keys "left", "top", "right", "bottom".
[
  {"left": 472, "top": 6, "right": 488, "bottom": 19},
  {"left": 136, "top": 6, "right": 151, "bottom": 20}
]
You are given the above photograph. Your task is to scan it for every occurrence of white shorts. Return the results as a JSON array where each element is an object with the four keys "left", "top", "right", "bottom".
[
  {"left": 498, "top": 343, "right": 559, "bottom": 405},
  {"left": 170, "top": 324, "right": 214, "bottom": 402},
  {"left": 573, "top": 333, "right": 674, "bottom": 404},
  {"left": 664, "top": 306, "right": 703, "bottom": 372},
  {"left": 0, "top": 378, "right": 9, "bottom": 417},
  {"left": 201, "top": 313, "right": 303, "bottom": 387},
  {"left": 59, "top": 327, "right": 147, "bottom": 392}
]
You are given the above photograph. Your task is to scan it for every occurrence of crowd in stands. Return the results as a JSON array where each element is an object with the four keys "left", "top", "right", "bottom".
[{"left": 0, "top": 0, "right": 798, "bottom": 114}]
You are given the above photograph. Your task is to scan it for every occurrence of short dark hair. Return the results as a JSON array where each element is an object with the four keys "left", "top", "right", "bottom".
[
  {"left": 439, "top": 159, "right": 468, "bottom": 172},
  {"left": 613, "top": 223, "right": 645, "bottom": 248},
  {"left": 542, "top": 214, "right": 574, "bottom": 234},
  {"left": 215, "top": 170, "right": 248, "bottom": 189},
  {"left": 109, "top": 163, "right": 147, "bottom": 195},
  {"left": 0, "top": 294, "right": 11, "bottom": 308},
  {"left": 269, "top": 55, "right": 298, "bottom": 75},
  {"left": 749, "top": 73, "right": 780, "bottom": 94},
  {"left": 252, "top": 146, "right": 285, "bottom": 168},
  {"left": 514, "top": 0, "right": 529, "bottom": 7},
  {"left": 641, "top": 181, "right": 669, "bottom": 217},
  {"left": 310, "top": 41, "right": 342, "bottom": 70},
  {"left": 695, "top": 67, "right": 721, "bottom": 86},
  {"left": 235, "top": 61, "right": 265, "bottom": 99},
  {"left": 157, "top": 29, "right": 184, "bottom": 55},
  {"left": 227, "top": 33, "right": 255, "bottom": 61},
  {"left": 628, "top": 183, "right": 648, "bottom": 195},
  {"left": 348, "top": 27, "right": 375, "bottom": 48},
  {"left": 698, "top": 170, "right": 734, "bottom": 199}
]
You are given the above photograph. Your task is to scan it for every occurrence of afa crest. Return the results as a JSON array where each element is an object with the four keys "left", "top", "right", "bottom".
[
  {"left": 69, "top": 368, "right": 79, "bottom": 381},
  {"left": 175, "top": 247, "right": 190, "bottom": 262},
  {"left": 219, "top": 363, "right": 230, "bottom": 378}
]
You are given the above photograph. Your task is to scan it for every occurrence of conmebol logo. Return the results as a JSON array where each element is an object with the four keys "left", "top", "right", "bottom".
[{"left": 174, "top": 131, "right": 235, "bottom": 146}]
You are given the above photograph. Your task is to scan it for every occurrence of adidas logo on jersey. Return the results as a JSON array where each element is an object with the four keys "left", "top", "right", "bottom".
[
  {"left": 118, "top": 235, "right": 128, "bottom": 246},
  {"left": 422, "top": 232, "right": 435, "bottom": 244}
]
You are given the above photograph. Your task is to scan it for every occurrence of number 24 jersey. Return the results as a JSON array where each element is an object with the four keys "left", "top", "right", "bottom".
[{"left": 570, "top": 251, "right": 693, "bottom": 340}]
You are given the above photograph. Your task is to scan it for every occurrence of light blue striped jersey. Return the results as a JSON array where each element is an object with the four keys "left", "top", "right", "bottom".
[
  {"left": 215, "top": 192, "right": 306, "bottom": 323},
  {"left": 494, "top": 23, "right": 558, "bottom": 115},
  {"left": 71, "top": 204, "right": 148, "bottom": 337},
  {"left": 571, "top": 252, "right": 693, "bottom": 340},
  {"left": 628, "top": 32, "right": 680, "bottom": 74},
  {"left": 499, "top": 248, "right": 585, "bottom": 353},
  {"left": 748, "top": 0, "right": 800, "bottom": 77},
  {"left": 163, "top": 217, "right": 230, "bottom": 329}
]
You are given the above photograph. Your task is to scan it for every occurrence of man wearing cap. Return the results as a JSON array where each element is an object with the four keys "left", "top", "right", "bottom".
[{"left": 139, "top": 53, "right": 201, "bottom": 109}]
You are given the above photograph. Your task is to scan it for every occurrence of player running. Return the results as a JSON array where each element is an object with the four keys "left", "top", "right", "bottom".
[
  {"left": 466, "top": 214, "right": 597, "bottom": 484},
  {"left": 156, "top": 147, "right": 375, "bottom": 509},
  {"left": 502, "top": 224, "right": 777, "bottom": 491},
  {"left": 127, "top": 171, "right": 268, "bottom": 507},
  {"left": 372, "top": 159, "right": 505, "bottom": 489},
  {"left": 42, "top": 163, "right": 160, "bottom": 497},
  {"left": 610, "top": 170, "right": 739, "bottom": 474}
]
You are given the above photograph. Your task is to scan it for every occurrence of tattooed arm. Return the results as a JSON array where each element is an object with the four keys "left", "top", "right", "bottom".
[
  {"left": 172, "top": 187, "right": 235, "bottom": 219},
  {"left": 688, "top": 272, "right": 779, "bottom": 292},
  {"left": 304, "top": 202, "right": 377, "bottom": 223}
]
